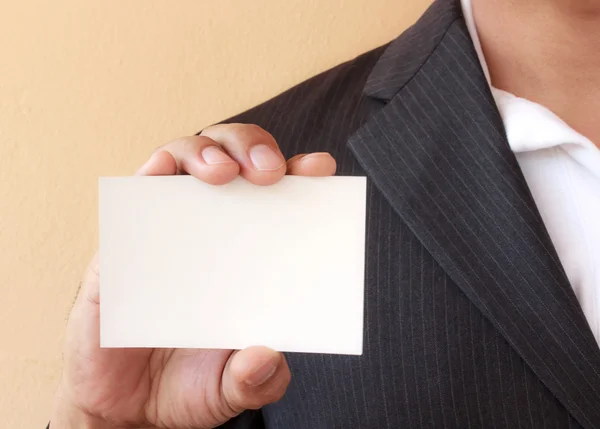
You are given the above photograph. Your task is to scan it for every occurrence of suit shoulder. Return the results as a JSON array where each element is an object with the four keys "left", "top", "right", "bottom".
[{"left": 214, "top": 45, "right": 387, "bottom": 158}]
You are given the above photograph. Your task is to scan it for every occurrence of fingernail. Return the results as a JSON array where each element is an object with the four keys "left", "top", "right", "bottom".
[
  {"left": 246, "top": 358, "right": 278, "bottom": 386},
  {"left": 249, "top": 144, "right": 284, "bottom": 171},
  {"left": 202, "top": 146, "right": 234, "bottom": 165}
]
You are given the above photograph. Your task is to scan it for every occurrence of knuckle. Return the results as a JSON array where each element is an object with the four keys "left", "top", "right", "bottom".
[
  {"left": 243, "top": 123, "right": 266, "bottom": 135},
  {"left": 230, "top": 123, "right": 275, "bottom": 147},
  {"left": 168, "top": 135, "right": 194, "bottom": 145},
  {"left": 190, "top": 135, "right": 216, "bottom": 147},
  {"left": 155, "top": 137, "right": 186, "bottom": 153},
  {"left": 163, "top": 135, "right": 213, "bottom": 152}
]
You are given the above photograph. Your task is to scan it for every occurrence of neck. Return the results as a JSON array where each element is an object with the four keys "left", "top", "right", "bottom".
[{"left": 473, "top": 0, "right": 600, "bottom": 146}]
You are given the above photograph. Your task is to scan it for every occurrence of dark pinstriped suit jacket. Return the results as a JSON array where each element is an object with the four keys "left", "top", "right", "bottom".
[{"left": 216, "top": 1, "right": 600, "bottom": 428}]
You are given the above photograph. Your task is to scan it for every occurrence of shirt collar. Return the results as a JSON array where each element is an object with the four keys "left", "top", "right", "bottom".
[
  {"left": 460, "top": 0, "right": 491, "bottom": 85},
  {"left": 459, "top": 0, "right": 596, "bottom": 157}
]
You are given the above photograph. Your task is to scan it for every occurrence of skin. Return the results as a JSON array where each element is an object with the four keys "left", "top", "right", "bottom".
[
  {"left": 53, "top": 1, "right": 600, "bottom": 427},
  {"left": 473, "top": 0, "right": 600, "bottom": 146},
  {"left": 50, "top": 123, "right": 336, "bottom": 429}
]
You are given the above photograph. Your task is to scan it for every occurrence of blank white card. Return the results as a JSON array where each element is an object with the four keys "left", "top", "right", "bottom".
[{"left": 99, "top": 175, "right": 367, "bottom": 355}]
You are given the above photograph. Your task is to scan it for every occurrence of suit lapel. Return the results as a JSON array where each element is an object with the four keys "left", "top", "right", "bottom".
[{"left": 348, "top": 1, "right": 600, "bottom": 428}]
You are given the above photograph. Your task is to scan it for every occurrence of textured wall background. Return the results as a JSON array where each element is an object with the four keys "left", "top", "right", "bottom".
[{"left": 0, "top": 0, "right": 430, "bottom": 426}]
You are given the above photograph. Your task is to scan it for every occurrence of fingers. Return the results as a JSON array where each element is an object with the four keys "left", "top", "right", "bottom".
[
  {"left": 201, "top": 124, "right": 286, "bottom": 186},
  {"left": 138, "top": 136, "right": 240, "bottom": 185},
  {"left": 221, "top": 346, "right": 291, "bottom": 412},
  {"left": 136, "top": 150, "right": 178, "bottom": 176},
  {"left": 137, "top": 124, "right": 337, "bottom": 186},
  {"left": 286, "top": 152, "right": 337, "bottom": 176}
]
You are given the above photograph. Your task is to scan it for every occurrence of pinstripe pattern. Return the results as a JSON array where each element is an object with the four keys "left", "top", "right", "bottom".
[{"left": 217, "top": 1, "right": 600, "bottom": 427}]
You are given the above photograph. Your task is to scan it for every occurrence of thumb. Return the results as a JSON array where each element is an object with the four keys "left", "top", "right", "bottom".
[{"left": 221, "top": 346, "right": 291, "bottom": 413}]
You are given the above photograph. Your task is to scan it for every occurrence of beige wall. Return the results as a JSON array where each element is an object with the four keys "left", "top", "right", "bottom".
[{"left": 0, "top": 0, "right": 429, "bottom": 426}]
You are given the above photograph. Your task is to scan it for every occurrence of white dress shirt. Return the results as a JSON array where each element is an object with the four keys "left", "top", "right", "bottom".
[{"left": 461, "top": 0, "right": 600, "bottom": 344}]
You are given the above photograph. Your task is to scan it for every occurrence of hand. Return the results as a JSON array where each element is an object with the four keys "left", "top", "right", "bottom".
[{"left": 51, "top": 124, "right": 336, "bottom": 429}]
